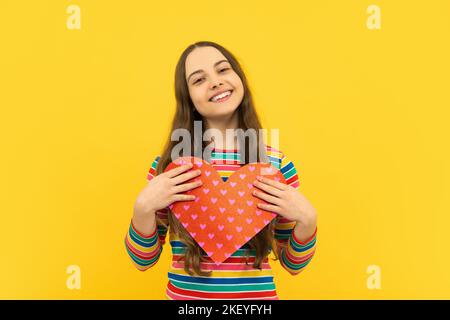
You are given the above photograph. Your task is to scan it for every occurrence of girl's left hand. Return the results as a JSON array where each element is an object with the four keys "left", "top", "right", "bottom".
[{"left": 252, "top": 175, "right": 317, "bottom": 227}]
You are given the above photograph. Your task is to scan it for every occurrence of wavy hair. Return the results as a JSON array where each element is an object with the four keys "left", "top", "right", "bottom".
[{"left": 155, "top": 41, "right": 285, "bottom": 276}]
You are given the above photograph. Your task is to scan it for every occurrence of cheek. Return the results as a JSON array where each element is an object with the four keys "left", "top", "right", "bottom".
[
  {"left": 231, "top": 76, "right": 244, "bottom": 100},
  {"left": 230, "top": 74, "right": 244, "bottom": 93},
  {"left": 189, "top": 87, "right": 207, "bottom": 107}
]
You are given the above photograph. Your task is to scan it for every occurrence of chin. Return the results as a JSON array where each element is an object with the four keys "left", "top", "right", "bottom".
[{"left": 207, "top": 107, "right": 237, "bottom": 119}]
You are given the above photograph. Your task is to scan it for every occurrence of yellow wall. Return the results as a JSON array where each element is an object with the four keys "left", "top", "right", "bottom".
[{"left": 1, "top": 0, "right": 449, "bottom": 299}]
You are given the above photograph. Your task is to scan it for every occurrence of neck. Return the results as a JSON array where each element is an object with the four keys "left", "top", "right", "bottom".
[{"left": 205, "top": 111, "right": 239, "bottom": 150}]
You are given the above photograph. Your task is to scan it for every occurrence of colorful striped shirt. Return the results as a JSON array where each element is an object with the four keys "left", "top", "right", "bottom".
[{"left": 124, "top": 145, "right": 317, "bottom": 300}]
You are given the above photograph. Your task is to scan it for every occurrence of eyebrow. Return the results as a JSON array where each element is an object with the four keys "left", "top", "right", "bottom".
[{"left": 186, "top": 59, "right": 230, "bottom": 83}]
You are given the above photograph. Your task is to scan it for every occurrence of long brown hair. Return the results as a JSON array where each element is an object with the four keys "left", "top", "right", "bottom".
[{"left": 155, "top": 41, "right": 285, "bottom": 276}]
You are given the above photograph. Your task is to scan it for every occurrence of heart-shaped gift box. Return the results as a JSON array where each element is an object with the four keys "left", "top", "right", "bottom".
[{"left": 164, "top": 156, "right": 287, "bottom": 264}]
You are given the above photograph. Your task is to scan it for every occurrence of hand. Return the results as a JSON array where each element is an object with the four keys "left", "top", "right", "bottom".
[
  {"left": 252, "top": 175, "right": 317, "bottom": 227},
  {"left": 133, "top": 162, "right": 203, "bottom": 218}
]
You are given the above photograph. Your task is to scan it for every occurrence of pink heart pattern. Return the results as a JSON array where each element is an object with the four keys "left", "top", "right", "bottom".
[{"left": 164, "top": 156, "right": 287, "bottom": 264}]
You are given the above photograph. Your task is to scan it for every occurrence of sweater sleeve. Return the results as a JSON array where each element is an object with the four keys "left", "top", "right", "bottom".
[
  {"left": 124, "top": 155, "right": 170, "bottom": 271},
  {"left": 273, "top": 152, "right": 317, "bottom": 275}
]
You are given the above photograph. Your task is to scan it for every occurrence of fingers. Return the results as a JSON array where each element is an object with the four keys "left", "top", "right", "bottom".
[
  {"left": 256, "top": 176, "right": 288, "bottom": 191},
  {"left": 172, "top": 180, "right": 203, "bottom": 194},
  {"left": 171, "top": 168, "right": 201, "bottom": 185},
  {"left": 172, "top": 193, "right": 196, "bottom": 202},
  {"left": 253, "top": 179, "right": 282, "bottom": 197},
  {"left": 257, "top": 202, "right": 281, "bottom": 214},
  {"left": 165, "top": 163, "right": 194, "bottom": 178},
  {"left": 252, "top": 189, "right": 283, "bottom": 206},
  {"left": 164, "top": 162, "right": 201, "bottom": 204}
]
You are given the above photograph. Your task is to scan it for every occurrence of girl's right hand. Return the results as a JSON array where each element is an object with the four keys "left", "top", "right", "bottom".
[{"left": 133, "top": 162, "right": 202, "bottom": 218}]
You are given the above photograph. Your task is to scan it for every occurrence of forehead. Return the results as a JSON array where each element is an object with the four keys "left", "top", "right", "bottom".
[{"left": 185, "top": 46, "right": 227, "bottom": 77}]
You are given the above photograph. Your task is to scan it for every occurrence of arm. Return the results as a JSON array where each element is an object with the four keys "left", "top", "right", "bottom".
[
  {"left": 275, "top": 217, "right": 317, "bottom": 275},
  {"left": 124, "top": 156, "right": 169, "bottom": 271},
  {"left": 124, "top": 208, "right": 169, "bottom": 271},
  {"left": 274, "top": 152, "right": 317, "bottom": 275}
]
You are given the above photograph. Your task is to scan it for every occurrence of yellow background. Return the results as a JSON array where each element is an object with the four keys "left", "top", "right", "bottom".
[{"left": 1, "top": 0, "right": 449, "bottom": 299}]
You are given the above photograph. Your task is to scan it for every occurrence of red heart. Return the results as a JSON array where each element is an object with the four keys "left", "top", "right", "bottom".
[{"left": 164, "top": 156, "right": 287, "bottom": 264}]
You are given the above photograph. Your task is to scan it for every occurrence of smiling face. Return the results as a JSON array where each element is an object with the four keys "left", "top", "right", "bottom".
[{"left": 185, "top": 46, "right": 244, "bottom": 122}]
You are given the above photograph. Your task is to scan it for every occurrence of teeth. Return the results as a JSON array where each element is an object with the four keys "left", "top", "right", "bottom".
[{"left": 211, "top": 90, "right": 231, "bottom": 102}]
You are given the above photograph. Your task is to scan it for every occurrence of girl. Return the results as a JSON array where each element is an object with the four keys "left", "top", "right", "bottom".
[{"left": 125, "top": 41, "right": 318, "bottom": 300}]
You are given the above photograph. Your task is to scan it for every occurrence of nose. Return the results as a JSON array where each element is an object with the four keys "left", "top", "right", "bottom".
[{"left": 210, "top": 76, "right": 223, "bottom": 89}]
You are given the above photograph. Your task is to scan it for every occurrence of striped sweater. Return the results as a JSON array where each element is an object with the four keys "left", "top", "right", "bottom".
[{"left": 124, "top": 145, "right": 317, "bottom": 300}]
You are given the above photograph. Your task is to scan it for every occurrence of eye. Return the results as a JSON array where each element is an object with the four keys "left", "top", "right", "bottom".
[
  {"left": 193, "top": 77, "right": 204, "bottom": 84},
  {"left": 192, "top": 68, "right": 229, "bottom": 85}
]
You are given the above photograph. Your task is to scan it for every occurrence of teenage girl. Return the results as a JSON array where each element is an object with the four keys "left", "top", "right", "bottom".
[{"left": 125, "top": 41, "right": 318, "bottom": 300}]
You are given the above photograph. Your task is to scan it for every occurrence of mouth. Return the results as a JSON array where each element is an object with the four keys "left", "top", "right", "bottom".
[{"left": 209, "top": 90, "right": 233, "bottom": 103}]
